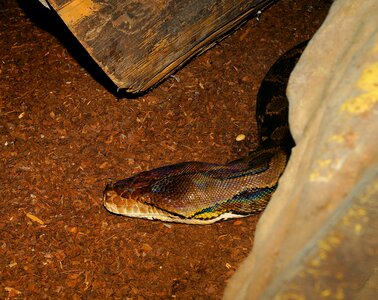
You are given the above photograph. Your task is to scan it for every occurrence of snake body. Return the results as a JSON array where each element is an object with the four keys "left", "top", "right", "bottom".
[{"left": 103, "top": 42, "right": 307, "bottom": 224}]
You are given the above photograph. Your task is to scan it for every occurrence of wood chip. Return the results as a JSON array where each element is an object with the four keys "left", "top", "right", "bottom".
[
  {"left": 236, "top": 134, "right": 246, "bottom": 141},
  {"left": 26, "top": 213, "right": 45, "bottom": 225},
  {"left": 5, "top": 287, "right": 22, "bottom": 296}
]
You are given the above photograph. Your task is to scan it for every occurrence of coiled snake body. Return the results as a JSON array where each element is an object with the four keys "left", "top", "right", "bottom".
[{"left": 103, "top": 42, "right": 307, "bottom": 224}]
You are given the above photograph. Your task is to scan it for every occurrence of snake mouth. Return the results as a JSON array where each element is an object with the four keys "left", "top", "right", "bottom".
[{"left": 103, "top": 185, "right": 172, "bottom": 220}]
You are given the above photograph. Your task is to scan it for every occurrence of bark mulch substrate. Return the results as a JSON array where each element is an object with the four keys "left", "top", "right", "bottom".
[{"left": 1, "top": 0, "right": 331, "bottom": 298}]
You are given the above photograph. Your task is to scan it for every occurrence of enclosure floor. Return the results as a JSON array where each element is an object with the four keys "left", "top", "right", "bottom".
[{"left": 0, "top": 0, "right": 331, "bottom": 298}]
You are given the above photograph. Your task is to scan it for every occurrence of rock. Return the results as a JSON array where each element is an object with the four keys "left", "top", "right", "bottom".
[{"left": 224, "top": 0, "right": 378, "bottom": 299}]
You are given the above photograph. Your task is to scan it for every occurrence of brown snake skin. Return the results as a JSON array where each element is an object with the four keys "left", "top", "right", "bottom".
[{"left": 103, "top": 41, "right": 308, "bottom": 224}]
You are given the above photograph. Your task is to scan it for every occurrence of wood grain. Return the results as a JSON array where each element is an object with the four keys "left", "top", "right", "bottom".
[{"left": 43, "top": 0, "right": 276, "bottom": 92}]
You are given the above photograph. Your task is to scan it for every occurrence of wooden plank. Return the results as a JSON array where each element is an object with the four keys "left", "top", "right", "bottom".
[{"left": 43, "top": 0, "right": 276, "bottom": 92}]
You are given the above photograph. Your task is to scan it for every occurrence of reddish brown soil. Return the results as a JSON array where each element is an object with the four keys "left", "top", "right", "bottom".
[{"left": 1, "top": 0, "right": 331, "bottom": 298}]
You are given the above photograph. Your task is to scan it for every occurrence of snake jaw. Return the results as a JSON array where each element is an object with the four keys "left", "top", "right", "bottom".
[
  {"left": 103, "top": 185, "right": 168, "bottom": 220},
  {"left": 103, "top": 180, "right": 186, "bottom": 222}
]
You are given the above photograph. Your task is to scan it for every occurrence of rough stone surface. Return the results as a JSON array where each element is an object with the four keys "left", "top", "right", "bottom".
[{"left": 224, "top": 0, "right": 378, "bottom": 299}]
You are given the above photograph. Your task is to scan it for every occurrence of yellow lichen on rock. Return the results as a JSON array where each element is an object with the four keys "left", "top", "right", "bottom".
[
  {"left": 309, "top": 159, "right": 333, "bottom": 182},
  {"left": 341, "top": 62, "right": 378, "bottom": 114}
]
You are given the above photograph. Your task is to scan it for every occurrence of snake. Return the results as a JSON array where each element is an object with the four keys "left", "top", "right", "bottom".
[{"left": 103, "top": 41, "right": 308, "bottom": 224}]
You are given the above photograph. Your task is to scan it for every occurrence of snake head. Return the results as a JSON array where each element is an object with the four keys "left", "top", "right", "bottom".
[
  {"left": 103, "top": 169, "right": 215, "bottom": 223},
  {"left": 103, "top": 174, "right": 170, "bottom": 220},
  {"left": 103, "top": 147, "right": 287, "bottom": 224}
]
